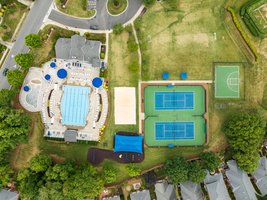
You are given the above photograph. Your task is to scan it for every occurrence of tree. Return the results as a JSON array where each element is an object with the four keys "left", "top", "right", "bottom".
[
  {"left": 126, "top": 164, "right": 141, "bottom": 177},
  {"left": 45, "top": 161, "right": 75, "bottom": 182},
  {"left": 63, "top": 164, "right": 104, "bottom": 199},
  {"left": 200, "top": 151, "right": 220, "bottom": 172},
  {"left": 103, "top": 164, "right": 117, "bottom": 183},
  {"left": 14, "top": 53, "right": 34, "bottom": 69},
  {"left": 224, "top": 111, "right": 266, "bottom": 172},
  {"left": 129, "top": 61, "right": 139, "bottom": 72},
  {"left": 187, "top": 161, "right": 206, "bottom": 183},
  {"left": 0, "top": 165, "right": 13, "bottom": 187},
  {"left": 30, "top": 154, "right": 52, "bottom": 173},
  {"left": 113, "top": 23, "right": 124, "bottom": 35},
  {"left": 7, "top": 70, "right": 24, "bottom": 88},
  {"left": 0, "top": 89, "right": 16, "bottom": 107},
  {"left": 164, "top": 156, "right": 188, "bottom": 184},
  {"left": 25, "top": 34, "right": 42, "bottom": 48}
]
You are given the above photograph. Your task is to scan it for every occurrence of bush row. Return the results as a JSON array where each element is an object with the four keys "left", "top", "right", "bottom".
[
  {"left": 242, "top": 14, "right": 260, "bottom": 37},
  {"left": 227, "top": 7, "right": 258, "bottom": 62}
]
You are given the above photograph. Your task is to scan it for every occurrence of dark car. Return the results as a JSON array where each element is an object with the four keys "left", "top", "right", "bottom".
[
  {"left": 2, "top": 68, "right": 9, "bottom": 76},
  {"left": 90, "top": 25, "right": 99, "bottom": 30}
]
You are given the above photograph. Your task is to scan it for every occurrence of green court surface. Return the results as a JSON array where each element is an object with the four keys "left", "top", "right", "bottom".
[
  {"left": 215, "top": 66, "right": 240, "bottom": 98},
  {"left": 144, "top": 85, "right": 206, "bottom": 146}
]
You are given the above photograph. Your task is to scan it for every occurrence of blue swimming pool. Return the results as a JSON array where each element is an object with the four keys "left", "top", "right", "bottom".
[
  {"left": 61, "top": 85, "right": 90, "bottom": 126},
  {"left": 155, "top": 91, "right": 194, "bottom": 110}
]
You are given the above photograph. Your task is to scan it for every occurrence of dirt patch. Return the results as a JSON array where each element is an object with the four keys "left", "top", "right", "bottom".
[{"left": 50, "top": 154, "right": 65, "bottom": 164}]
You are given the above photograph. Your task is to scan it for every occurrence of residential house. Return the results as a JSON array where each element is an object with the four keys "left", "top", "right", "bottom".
[
  {"left": 154, "top": 180, "right": 176, "bottom": 200},
  {"left": 252, "top": 156, "right": 267, "bottom": 196},
  {"left": 204, "top": 172, "right": 230, "bottom": 200},
  {"left": 225, "top": 160, "right": 257, "bottom": 200},
  {"left": 130, "top": 190, "right": 151, "bottom": 200},
  {"left": 180, "top": 181, "right": 204, "bottom": 200}
]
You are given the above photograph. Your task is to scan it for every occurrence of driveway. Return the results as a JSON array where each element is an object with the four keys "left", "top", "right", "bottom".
[
  {"left": 48, "top": 0, "right": 143, "bottom": 30},
  {"left": 0, "top": 0, "right": 53, "bottom": 89}
]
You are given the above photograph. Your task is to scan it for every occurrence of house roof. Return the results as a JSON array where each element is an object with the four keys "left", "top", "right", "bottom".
[
  {"left": 225, "top": 160, "right": 257, "bottom": 200},
  {"left": 204, "top": 172, "right": 230, "bottom": 200},
  {"left": 154, "top": 180, "right": 176, "bottom": 200},
  {"left": 252, "top": 157, "right": 267, "bottom": 196},
  {"left": 0, "top": 189, "right": 19, "bottom": 200},
  {"left": 64, "top": 130, "right": 78, "bottom": 142},
  {"left": 103, "top": 196, "right": 120, "bottom": 200},
  {"left": 130, "top": 190, "right": 151, "bottom": 200},
  {"left": 180, "top": 181, "right": 204, "bottom": 200},
  {"left": 55, "top": 35, "right": 101, "bottom": 67}
]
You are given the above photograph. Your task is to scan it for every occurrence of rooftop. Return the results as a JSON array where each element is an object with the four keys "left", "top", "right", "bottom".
[
  {"left": 252, "top": 156, "right": 267, "bottom": 196},
  {"left": 55, "top": 35, "right": 101, "bottom": 67},
  {"left": 154, "top": 180, "right": 176, "bottom": 200},
  {"left": 180, "top": 181, "right": 203, "bottom": 200},
  {"left": 130, "top": 190, "right": 151, "bottom": 200}
]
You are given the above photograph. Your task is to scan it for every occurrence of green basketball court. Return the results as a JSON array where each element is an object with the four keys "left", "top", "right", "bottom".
[{"left": 215, "top": 66, "right": 240, "bottom": 98}]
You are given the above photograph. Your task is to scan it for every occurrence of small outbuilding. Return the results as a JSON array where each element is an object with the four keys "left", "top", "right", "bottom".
[{"left": 64, "top": 130, "right": 78, "bottom": 142}]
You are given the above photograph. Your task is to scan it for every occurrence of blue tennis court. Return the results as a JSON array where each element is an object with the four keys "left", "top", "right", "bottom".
[
  {"left": 155, "top": 122, "right": 194, "bottom": 140},
  {"left": 155, "top": 92, "right": 194, "bottom": 110}
]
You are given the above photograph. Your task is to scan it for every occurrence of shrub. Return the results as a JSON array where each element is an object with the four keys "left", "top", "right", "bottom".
[
  {"left": 2, "top": 32, "right": 12, "bottom": 41},
  {"left": 126, "top": 164, "right": 141, "bottom": 177},
  {"left": 227, "top": 7, "right": 258, "bottom": 62},
  {"left": 113, "top": 23, "right": 124, "bottom": 35},
  {"left": 100, "top": 52, "right": 105, "bottom": 59},
  {"left": 129, "top": 61, "right": 139, "bottom": 72}
]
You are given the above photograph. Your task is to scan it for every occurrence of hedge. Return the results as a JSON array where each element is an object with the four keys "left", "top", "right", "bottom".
[{"left": 227, "top": 7, "right": 258, "bottom": 62}]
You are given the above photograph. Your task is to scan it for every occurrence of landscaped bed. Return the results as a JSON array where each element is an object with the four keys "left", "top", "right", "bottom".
[
  {"left": 107, "top": 0, "right": 128, "bottom": 15},
  {"left": 55, "top": 0, "right": 95, "bottom": 18}
]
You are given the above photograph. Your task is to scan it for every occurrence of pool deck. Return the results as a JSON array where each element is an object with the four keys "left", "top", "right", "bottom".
[{"left": 139, "top": 81, "right": 210, "bottom": 147}]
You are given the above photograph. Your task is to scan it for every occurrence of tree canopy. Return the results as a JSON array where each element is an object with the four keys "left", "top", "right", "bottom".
[
  {"left": 200, "top": 151, "right": 220, "bottom": 172},
  {"left": 164, "top": 156, "right": 188, "bottom": 184},
  {"left": 7, "top": 70, "right": 25, "bottom": 88},
  {"left": 0, "top": 89, "right": 16, "bottom": 107},
  {"left": 14, "top": 53, "right": 34, "bottom": 70},
  {"left": 30, "top": 154, "right": 52, "bottom": 173},
  {"left": 25, "top": 34, "right": 42, "bottom": 48},
  {"left": 126, "top": 164, "right": 141, "bottom": 177},
  {"left": 224, "top": 111, "right": 266, "bottom": 172},
  {"left": 187, "top": 161, "right": 206, "bottom": 183},
  {"left": 103, "top": 164, "right": 117, "bottom": 183}
]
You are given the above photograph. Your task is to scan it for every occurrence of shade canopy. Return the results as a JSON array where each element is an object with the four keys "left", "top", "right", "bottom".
[
  {"left": 162, "top": 72, "right": 169, "bottom": 80},
  {"left": 45, "top": 74, "right": 51, "bottom": 80},
  {"left": 180, "top": 72, "right": 188, "bottom": 80},
  {"left": 50, "top": 62, "right": 56, "bottom": 68},
  {"left": 92, "top": 77, "right": 103, "bottom": 88},
  {"left": 23, "top": 85, "right": 30, "bottom": 92},
  {"left": 114, "top": 134, "right": 143, "bottom": 153},
  {"left": 57, "top": 68, "right": 68, "bottom": 79}
]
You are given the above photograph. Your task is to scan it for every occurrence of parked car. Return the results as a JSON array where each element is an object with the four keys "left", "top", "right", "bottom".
[
  {"left": 90, "top": 25, "right": 99, "bottom": 30},
  {"left": 2, "top": 68, "right": 9, "bottom": 76}
]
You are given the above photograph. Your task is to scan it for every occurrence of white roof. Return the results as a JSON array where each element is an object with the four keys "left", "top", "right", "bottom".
[{"left": 114, "top": 87, "right": 136, "bottom": 125}]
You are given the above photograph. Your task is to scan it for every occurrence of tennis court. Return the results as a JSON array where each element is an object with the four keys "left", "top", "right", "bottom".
[
  {"left": 144, "top": 85, "right": 206, "bottom": 146},
  {"left": 215, "top": 66, "right": 240, "bottom": 98},
  {"left": 155, "top": 122, "right": 194, "bottom": 140},
  {"left": 155, "top": 92, "right": 194, "bottom": 110}
]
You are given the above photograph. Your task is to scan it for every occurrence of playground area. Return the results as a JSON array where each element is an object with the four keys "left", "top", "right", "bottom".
[
  {"left": 215, "top": 65, "right": 240, "bottom": 98},
  {"left": 142, "top": 84, "right": 207, "bottom": 147}
]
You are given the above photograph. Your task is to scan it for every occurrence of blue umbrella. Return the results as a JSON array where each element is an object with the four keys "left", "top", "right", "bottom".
[
  {"left": 57, "top": 69, "right": 68, "bottom": 79},
  {"left": 23, "top": 85, "right": 30, "bottom": 92},
  {"left": 50, "top": 62, "right": 56, "bottom": 68},
  {"left": 92, "top": 77, "right": 103, "bottom": 88},
  {"left": 45, "top": 74, "right": 51, "bottom": 80}
]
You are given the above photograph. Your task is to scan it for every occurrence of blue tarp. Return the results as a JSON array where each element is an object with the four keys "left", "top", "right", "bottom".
[{"left": 114, "top": 134, "right": 143, "bottom": 153}]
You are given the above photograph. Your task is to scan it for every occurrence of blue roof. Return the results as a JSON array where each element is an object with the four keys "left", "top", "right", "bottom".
[
  {"left": 114, "top": 134, "right": 143, "bottom": 153},
  {"left": 61, "top": 85, "right": 90, "bottom": 126},
  {"left": 45, "top": 74, "right": 51, "bottom": 80},
  {"left": 57, "top": 68, "right": 68, "bottom": 79},
  {"left": 162, "top": 72, "right": 169, "bottom": 80},
  {"left": 92, "top": 77, "right": 103, "bottom": 88},
  {"left": 50, "top": 62, "right": 56, "bottom": 68},
  {"left": 23, "top": 85, "right": 30, "bottom": 92}
]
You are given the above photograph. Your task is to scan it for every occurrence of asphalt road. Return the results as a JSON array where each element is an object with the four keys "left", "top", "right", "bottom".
[
  {"left": 49, "top": 0, "right": 143, "bottom": 30},
  {"left": 0, "top": 0, "right": 53, "bottom": 89}
]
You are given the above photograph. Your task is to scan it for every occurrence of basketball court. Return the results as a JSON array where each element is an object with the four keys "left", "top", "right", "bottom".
[{"left": 215, "top": 66, "right": 240, "bottom": 98}]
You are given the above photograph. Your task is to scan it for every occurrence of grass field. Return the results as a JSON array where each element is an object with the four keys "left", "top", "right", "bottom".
[
  {"left": 55, "top": 0, "right": 95, "bottom": 18},
  {"left": 0, "top": 1, "right": 27, "bottom": 41},
  {"left": 137, "top": 0, "right": 246, "bottom": 80},
  {"left": 107, "top": 0, "right": 128, "bottom": 15}
]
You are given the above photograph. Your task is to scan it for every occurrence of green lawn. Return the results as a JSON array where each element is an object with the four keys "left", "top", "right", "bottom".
[
  {"left": 55, "top": 0, "right": 95, "bottom": 18},
  {"left": 107, "top": 0, "right": 128, "bottom": 15},
  {"left": 0, "top": 1, "right": 28, "bottom": 41}
]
